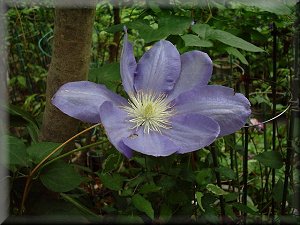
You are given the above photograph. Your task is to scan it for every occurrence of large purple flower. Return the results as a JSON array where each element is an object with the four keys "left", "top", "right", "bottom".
[{"left": 52, "top": 29, "right": 251, "bottom": 158}]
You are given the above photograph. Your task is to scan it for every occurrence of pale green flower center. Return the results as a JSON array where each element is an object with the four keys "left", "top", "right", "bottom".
[{"left": 122, "top": 91, "right": 174, "bottom": 134}]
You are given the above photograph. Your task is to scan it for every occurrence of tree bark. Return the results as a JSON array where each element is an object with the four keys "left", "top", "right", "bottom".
[
  {"left": 108, "top": 6, "right": 121, "bottom": 63},
  {"left": 40, "top": 8, "right": 95, "bottom": 143}
]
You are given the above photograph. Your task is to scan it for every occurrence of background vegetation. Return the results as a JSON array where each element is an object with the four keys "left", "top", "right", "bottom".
[{"left": 4, "top": 0, "right": 299, "bottom": 224}]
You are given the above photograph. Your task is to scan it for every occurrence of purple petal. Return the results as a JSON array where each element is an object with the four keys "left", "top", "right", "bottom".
[
  {"left": 120, "top": 27, "right": 137, "bottom": 94},
  {"left": 165, "top": 113, "right": 220, "bottom": 154},
  {"left": 173, "top": 85, "right": 251, "bottom": 137},
  {"left": 99, "top": 101, "right": 133, "bottom": 158},
  {"left": 122, "top": 113, "right": 219, "bottom": 156},
  {"left": 52, "top": 81, "right": 127, "bottom": 123},
  {"left": 134, "top": 40, "right": 181, "bottom": 94},
  {"left": 168, "top": 51, "right": 213, "bottom": 100},
  {"left": 122, "top": 129, "right": 180, "bottom": 157}
]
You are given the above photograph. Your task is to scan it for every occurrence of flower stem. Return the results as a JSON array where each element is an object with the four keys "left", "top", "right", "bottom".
[
  {"left": 40, "top": 140, "right": 107, "bottom": 171},
  {"left": 20, "top": 123, "right": 100, "bottom": 215},
  {"left": 60, "top": 193, "right": 101, "bottom": 217}
]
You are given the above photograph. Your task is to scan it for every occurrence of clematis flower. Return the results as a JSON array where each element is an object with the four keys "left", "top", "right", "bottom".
[{"left": 52, "top": 29, "right": 251, "bottom": 158}]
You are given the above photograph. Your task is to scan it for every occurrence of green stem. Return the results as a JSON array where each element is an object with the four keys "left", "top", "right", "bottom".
[
  {"left": 60, "top": 193, "right": 101, "bottom": 217},
  {"left": 40, "top": 140, "right": 108, "bottom": 171}
]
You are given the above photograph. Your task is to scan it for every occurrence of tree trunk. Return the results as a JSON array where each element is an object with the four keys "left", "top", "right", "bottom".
[
  {"left": 108, "top": 5, "right": 121, "bottom": 63},
  {"left": 40, "top": 8, "right": 95, "bottom": 143}
]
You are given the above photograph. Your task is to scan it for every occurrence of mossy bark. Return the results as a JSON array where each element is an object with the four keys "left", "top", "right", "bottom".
[{"left": 40, "top": 8, "right": 95, "bottom": 143}]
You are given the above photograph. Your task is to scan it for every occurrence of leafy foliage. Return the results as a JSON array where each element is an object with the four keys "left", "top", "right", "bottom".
[
  {"left": 5, "top": 1, "right": 298, "bottom": 224},
  {"left": 7, "top": 135, "right": 30, "bottom": 167},
  {"left": 132, "top": 194, "right": 154, "bottom": 219},
  {"left": 40, "top": 160, "right": 84, "bottom": 193},
  {"left": 254, "top": 151, "right": 284, "bottom": 169},
  {"left": 192, "top": 24, "right": 264, "bottom": 52},
  {"left": 27, "top": 142, "right": 62, "bottom": 164}
]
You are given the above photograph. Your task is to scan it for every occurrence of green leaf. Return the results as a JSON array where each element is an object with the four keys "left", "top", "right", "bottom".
[
  {"left": 132, "top": 194, "right": 154, "bottom": 219},
  {"left": 273, "top": 179, "right": 284, "bottom": 202},
  {"left": 215, "top": 166, "right": 236, "bottom": 180},
  {"left": 125, "top": 19, "right": 159, "bottom": 43},
  {"left": 224, "top": 192, "right": 239, "bottom": 202},
  {"left": 127, "top": 174, "right": 147, "bottom": 188},
  {"left": 139, "top": 183, "right": 161, "bottom": 194},
  {"left": 27, "top": 142, "right": 62, "bottom": 164},
  {"left": 232, "top": 202, "right": 258, "bottom": 215},
  {"left": 254, "top": 151, "right": 283, "bottom": 169},
  {"left": 181, "top": 34, "right": 213, "bottom": 47},
  {"left": 206, "top": 184, "right": 228, "bottom": 195},
  {"left": 157, "top": 15, "right": 191, "bottom": 35},
  {"left": 7, "top": 135, "right": 29, "bottom": 167},
  {"left": 144, "top": 31, "right": 170, "bottom": 44},
  {"left": 252, "top": 95, "right": 270, "bottom": 105},
  {"left": 127, "top": 20, "right": 153, "bottom": 34},
  {"left": 208, "top": 29, "right": 264, "bottom": 52},
  {"left": 191, "top": 23, "right": 212, "bottom": 39},
  {"left": 195, "top": 168, "right": 214, "bottom": 186},
  {"left": 225, "top": 204, "right": 237, "bottom": 220},
  {"left": 120, "top": 188, "right": 133, "bottom": 197},
  {"left": 105, "top": 23, "right": 124, "bottom": 33},
  {"left": 106, "top": 20, "right": 160, "bottom": 44},
  {"left": 88, "top": 63, "right": 121, "bottom": 91},
  {"left": 7, "top": 104, "right": 39, "bottom": 128},
  {"left": 9, "top": 75, "right": 26, "bottom": 88},
  {"left": 40, "top": 160, "right": 83, "bottom": 192},
  {"left": 230, "top": 0, "right": 292, "bottom": 15},
  {"left": 98, "top": 173, "right": 125, "bottom": 191},
  {"left": 195, "top": 191, "right": 205, "bottom": 212},
  {"left": 225, "top": 47, "right": 249, "bottom": 65},
  {"left": 102, "top": 153, "right": 121, "bottom": 173},
  {"left": 192, "top": 23, "right": 263, "bottom": 52},
  {"left": 133, "top": 15, "right": 191, "bottom": 43},
  {"left": 147, "top": 0, "right": 161, "bottom": 13},
  {"left": 131, "top": 157, "right": 146, "bottom": 167},
  {"left": 159, "top": 204, "right": 172, "bottom": 222},
  {"left": 26, "top": 123, "right": 39, "bottom": 143},
  {"left": 7, "top": 104, "right": 40, "bottom": 141}
]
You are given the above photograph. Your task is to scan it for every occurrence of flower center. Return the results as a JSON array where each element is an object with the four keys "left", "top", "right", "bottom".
[{"left": 122, "top": 91, "right": 174, "bottom": 134}]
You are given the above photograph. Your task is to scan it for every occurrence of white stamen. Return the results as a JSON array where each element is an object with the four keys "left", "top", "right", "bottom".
[{"left": 122, "top": 91, "right": 175, "bottom": 134}]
